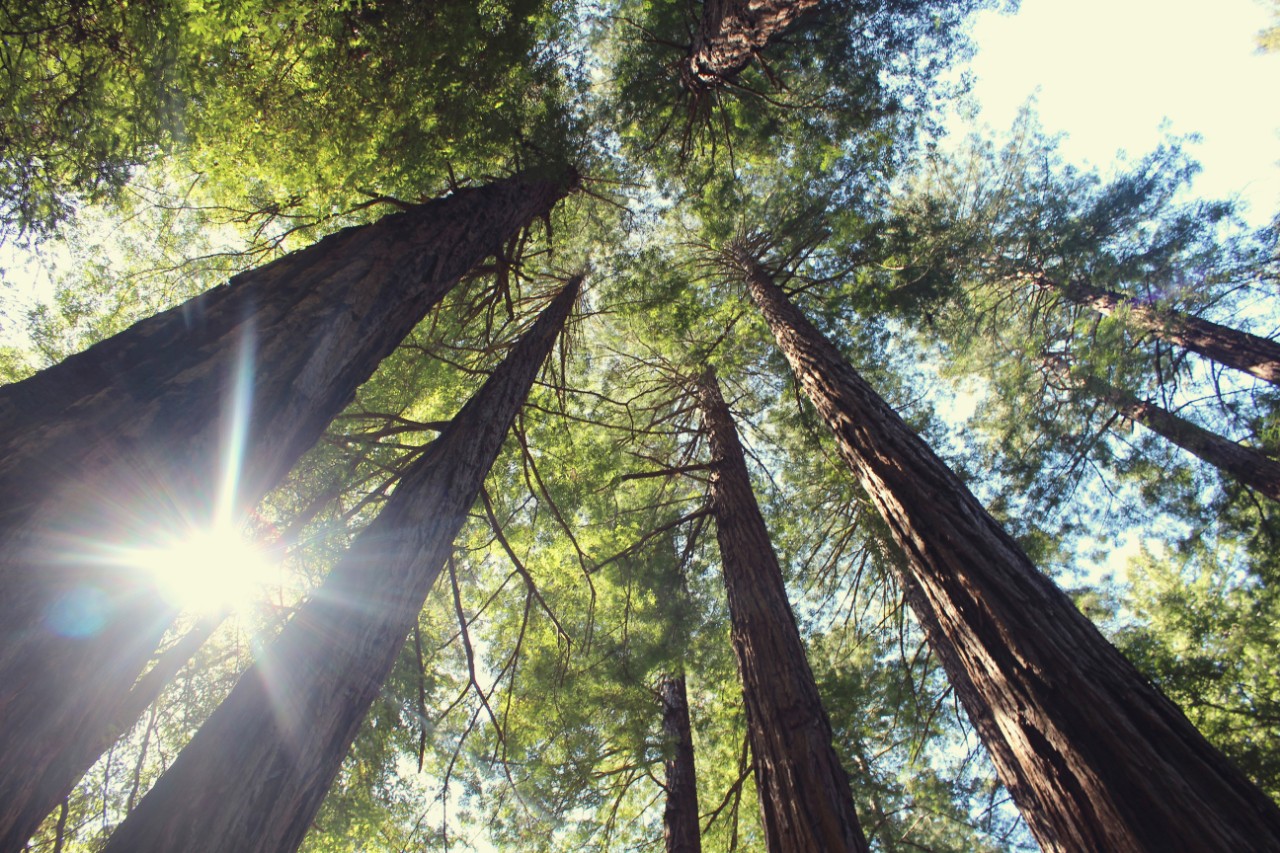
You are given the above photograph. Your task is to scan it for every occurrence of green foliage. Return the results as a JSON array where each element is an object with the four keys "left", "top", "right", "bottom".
[
  {"left": 597, "top": 0, "right": 994, "bottom": 189},
  {"left": 0, "top": 0, "right": 192, "bottom": 235},
  {"left": 1117, "top": 538, "right": 1280, "bottom": 800},
  {"left": 8, "top": 2, "right": 1280, "bottom": 851},
  {"left": 1, "top": 0, "right": 579, "bottom": 239},
  {"left": 877, "top": 115, "right": 1279, "bottom": 537}
]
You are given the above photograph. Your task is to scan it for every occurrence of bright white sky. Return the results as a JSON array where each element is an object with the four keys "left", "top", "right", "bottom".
[{"left": 959, "top": 0, "right": 1280, "bottom": 227}]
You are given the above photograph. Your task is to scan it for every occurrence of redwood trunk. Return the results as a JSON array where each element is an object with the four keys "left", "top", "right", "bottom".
[
  {"left": 1036, "top": 272, "right": 1280, "bottom": 387},
  {"left": 682, "top": 0, "right": 820, "bottom": 92},
  {"left": 660, "top": 673, "right": 702, "bottom": 853},
  {"left": 108, "top": 617, "right": 222, "bottom": 746},
  {"left": 1085, "top": 375, "right": 1280, "bottom": 502},
  {"left": 743, "top": 260, "right": 1280, "bottom": 852},
  {"left": 98, "top": 278, "right": 580, "bottom": 853},
  {"left": 694, "top": 370, "right": 869, "bottom": 853},
  {"left": 0, "top": 172, "right": 572, "bottom": 852}
]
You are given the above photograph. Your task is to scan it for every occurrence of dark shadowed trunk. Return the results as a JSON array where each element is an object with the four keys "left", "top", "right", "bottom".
[
  {"left": 740, "top": 255, "right": 1280, "bottom": 852},
  {"left": 109, "top": 617, "right": 223, "bottom": 745},
  {"left": 98, "top": 278, "right": 581, "bottom": 853},
  {"left": 682, "top": 0, "right": 820, "bottom": 92},
  {"left": 1030, "top": 272, "right": 1280, "bottom": 387},
  {"left": 1080, "top": 372, "right": 1280, "bottom": 502},
  {"left": 660, "top": 673, "right": 702, "bottom": 853},
  {"left": 694, "top": 369, "right": 869, "bottom": 853},
  {"left": 0, "top": 171, "right": 573, "bottom": 852}
]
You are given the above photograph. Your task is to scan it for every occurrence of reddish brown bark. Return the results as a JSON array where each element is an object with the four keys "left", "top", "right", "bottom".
[
  {"left": 1083, "top": 374, "right": 1280, "bottom": 502},
  {"left": 98, "top": 278, "right": 580, "bottom": 853},
  {"left": 1032, "top": 272, "right": 1280, "bottom": 387},
  {"left": 741, "top": 257, "right": 1280, "bottom": 852},
  {"left": 660, "top": 673, "right": 702, "bottom": 853},
  {"left": 0, "top": 171, "right": 573, "bottom": 852},
  {"left": 682, "top": 0, "right": 820, "bottom": 92},
  {"left": 695, "top": 369, "right": 869, "bottom": 853}
]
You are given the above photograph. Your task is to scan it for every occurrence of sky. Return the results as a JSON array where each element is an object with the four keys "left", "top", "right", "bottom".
[{"left": 958, "top": 0, "right": 1280, "bottom": 227}]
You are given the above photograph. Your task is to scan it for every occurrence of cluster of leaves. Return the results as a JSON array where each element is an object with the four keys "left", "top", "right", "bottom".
[{"left": 1, "top": 0, "right": 581, "bottom": 239}]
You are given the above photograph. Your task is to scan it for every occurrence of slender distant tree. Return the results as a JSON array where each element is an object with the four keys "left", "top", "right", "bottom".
[
  {"left": 1058, "top": 365, "right": 1280, "bottom": 503},
  {"left": 1027, "top": 271, "right": 1280, "bottom": 387},
  {"left": 734, "top": 245, "right": 1280, "bottom": 852},
  {"left": 0, "top": 170, "right": 575, "bottom": 851},
  {"left": 659, "top": 673, "right": 702, "bottom": 853},
  {"left": 98, "top": 277, "right": 581, "bottom": 853},
  {"left": 694, "top": 368, "right": 869, "bottom": 853}
]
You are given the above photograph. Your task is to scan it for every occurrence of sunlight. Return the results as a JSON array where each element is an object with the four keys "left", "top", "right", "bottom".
[
  {"left": 103, "top": 321, "right": 275, "bottom": 620},
  {"left": 128, "top": 522, "right": 274, "bottom": 616}
]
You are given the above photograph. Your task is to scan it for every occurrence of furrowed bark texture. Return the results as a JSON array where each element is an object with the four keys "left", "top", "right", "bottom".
[
  {"left": 1085, "top": 375, "right": 1280, "bottom": 503},
  {"left": 1035, "top": 273, "right": 1280, "bottom": 387},
  {"left": 99, "top": 278, "right": 580, "bottom": 853},
  {"left": 660, "top": 673, "right": 702, "bottom": 853},
  {"left": 743, "top": 262, "right": 1280, "bottom": 852},
  {"left": 695, "top": 370, "right": 869, "bottom": 853},
  {"left": 682, "top": 0, "right": 820, "bottom": 92},
  {"left": 0, "top": 172, "right": 572, "bottom": 852}
]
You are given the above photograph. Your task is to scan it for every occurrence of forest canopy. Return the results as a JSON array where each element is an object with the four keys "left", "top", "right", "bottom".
[{"left": 0, "top": 1, "right": 1277, "bottom": 851}]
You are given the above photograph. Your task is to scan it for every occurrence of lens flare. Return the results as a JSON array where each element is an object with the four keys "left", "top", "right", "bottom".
[
  {"left": 127, "top": 522, "right": 273, "bottom": 616},
  {"left": 93, "top": 320, "right": 276, "bottom": 619}
]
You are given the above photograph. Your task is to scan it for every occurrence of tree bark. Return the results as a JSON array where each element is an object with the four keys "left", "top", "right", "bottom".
[
  {"left": 682, "top": 0, "right": 820, "bottom": 93},
  {"left": 98, "top": 277, "right": 581, "bottom": 853},
  {"left": 740, "top": 256, "right": 1280, "bottom": 852},
  {"left": 1032, "top": 272, "right": 1280, "bottom": 387},
  {"left": 109, "top": 617, "right": 223, "bottom": 744},
  {"left": 694, "top": 369, "right": 869, "bottom": 853},
  {"left": 1082, "top": 373, "right": 1280, "bottom": 503},
  {"left": 0, "top": 171, "right": 573, "bottom": 852},
  {"left": 660, "top": 673, "right": 702, "bottom": 853}
]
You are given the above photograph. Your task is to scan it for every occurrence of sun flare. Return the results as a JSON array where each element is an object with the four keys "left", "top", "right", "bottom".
[{"left": 128, "top": 523, "right": 274, "bottom": 616}]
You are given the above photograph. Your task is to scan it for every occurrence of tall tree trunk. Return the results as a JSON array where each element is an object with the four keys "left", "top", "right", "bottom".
[
  {"left": 694, "top": 369, "right": 869, "bottom": 853},
  {"left": 682, "top": 0, "right": 820, "bottom": 92},
  {"left": 1030, "top": 271, "right": 1280, "bottom": 387},
  {"left": 98, "top": 277, "right": 581, "bottom": 853},
  {"left": 108, "top": 617, "right": 223, "bottom": 746},
  {"left": 739, "top": 255, "right": 1280, "bottom": 852},
  {"left": 1081, "top": 372, "right": 1280, "bottom": 502},
  {"left": 0, "top": 171, "right": 574, "bottom": 853},
  {"left": 660, "top": 673, "right": 702, "bottom": 853}
]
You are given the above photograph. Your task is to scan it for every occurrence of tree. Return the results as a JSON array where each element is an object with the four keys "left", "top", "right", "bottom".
[
  {"left": 98, "top": 276, "right": 581, "bottom": 853},
  {"left": 694, "top": 367, "right": 869, "bottom": 853},
  {"left": 680, "top": 0, "right": 819, "bottom": 93},
  {"left": 875, "top": 119, "right": 1280, "bottom": 544},
  {"left": 0, "top": 169, "right": 574, "bottom": 851},
  {"left": 734, "top": 246, "right": 1280, "bottom": 851},
  {"left": 1062, "top": 366, "right": 1280, "bottom": 503},
  {"left": 1029, "top": 271, "right": 1280, "bottom": 387},
  {"left": 604, "top": 0, "right": 985, "bottom": 180},
  {"left": 659, "top": 673, "right": 702, "bottom": 853}
]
